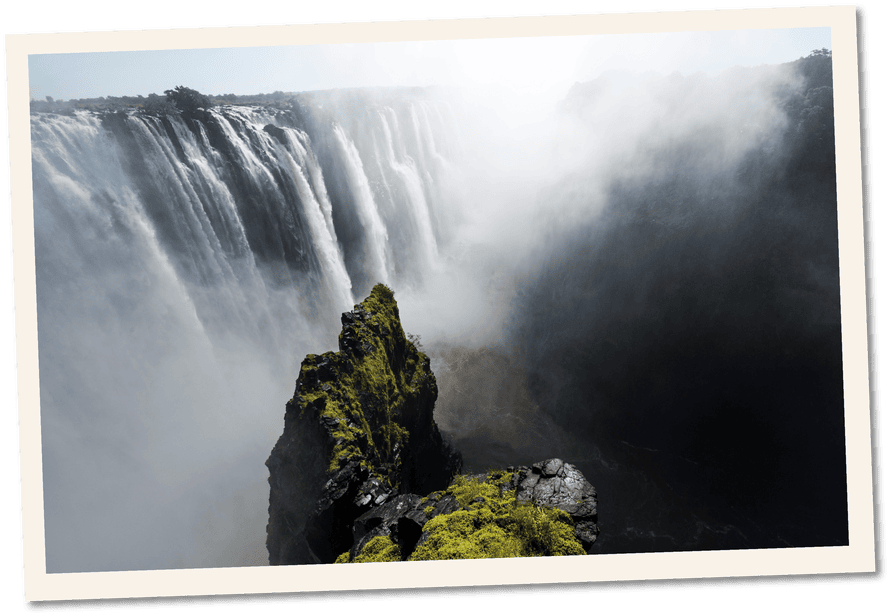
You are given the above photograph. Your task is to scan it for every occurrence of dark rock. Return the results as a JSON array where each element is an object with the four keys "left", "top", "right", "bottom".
[
  {"left": 354, "top": 477, "right": 389, "bottom": 508},
  {"left": 262, "top": 123, "right": 288, "bottom": 145},
  {"left": 302, "top": 459, "right": 373, "bottom": 562},
  {"left": 311, "top": 457, "right": 598, "bottom": 562},
  {"left": 512, "top": 458, "right": 599, "bottom": 552},
  {"left": 317, "top": 361, "right": 337, "bottom": 382},
  {"left": 350, "top": 494, "right": 423, "bottom": 559},
  {"left": 424, "top": 493, "right": 462, "bottom": 518},
  {"left": 349, "top": 490, "right": 465, "bottom": 560}
]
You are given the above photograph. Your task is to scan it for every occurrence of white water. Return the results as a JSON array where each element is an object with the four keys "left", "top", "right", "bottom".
[
  {"left": 331, "top": 123, "right": 392, "bottom": 286},
  {"left": 276, "top": 129, "right": 354, "bottom": 309},
  {"left": 378, "top": 107, "right": 439, "bottom": 273},
  {"left": 30, "top": 95, "right": 466, "bottom": 573}
]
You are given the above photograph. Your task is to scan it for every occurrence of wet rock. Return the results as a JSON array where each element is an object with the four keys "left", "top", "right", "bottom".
[
  {"left": 512, "top": 458, "right": 599, "bottom": 551},
  {"left": 262, "top": 123, "right": 287, "bottom": 144},
  {"left": 350, "top": 494, "right": 424, "bottom": 559}
]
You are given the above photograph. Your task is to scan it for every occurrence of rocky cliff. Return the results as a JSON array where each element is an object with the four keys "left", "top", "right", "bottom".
[{"left": 266, "top": 284, "right": 597, "bottom": 564}]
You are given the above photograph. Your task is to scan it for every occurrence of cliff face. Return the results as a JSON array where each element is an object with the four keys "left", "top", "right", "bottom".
[
  {"left": 266, "top": 284, "right": 461, "bottom": 564},
  {"left": 266, "top": 284, "right": 598, "bottom": 564}
]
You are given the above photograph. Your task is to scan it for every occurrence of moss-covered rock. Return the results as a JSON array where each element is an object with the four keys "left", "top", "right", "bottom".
[
  {"left": 352, "top": 535, "right": 402, "bottom": 563},
  {"left": 266, "top": 284, "right": 461, "bottom": 565},
  {"left": 336, "top": 462, "right": 597, "bottom": 563},
  {"left": 407, "top": 468, "right": 587, "bottom": 560},
  {"left": 512, "top": 458, "right": 599, "bottom": 551}
]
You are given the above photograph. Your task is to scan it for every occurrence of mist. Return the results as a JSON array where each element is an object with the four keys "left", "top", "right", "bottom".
[
  {"left": 29, "top": 33, "right": 844, "bottom": 571},
  {"left": 401, "top": 51, "right": 845, "bottom": 552}
]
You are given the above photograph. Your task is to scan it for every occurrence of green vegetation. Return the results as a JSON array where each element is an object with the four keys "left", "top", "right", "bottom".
[
  {"left": 411, "top": 508, "right": 525, "bottom": 560},
  {"left": 334, "top": 470, "right": 584, "bottom": 563},
  {"left": 351, "top": 535, "right": 402, "bottom": 563},
  {"left": 408, "top": 471, "right": 584, "bottom": 561},
  {"left": 335, "top": 535, "right": 402, "bottom": 564},
  {"left": 29, "top": 88, "right": 301, "bottom": 114},
  {"left": 283, "top": 283, "right": 585, "bottom": 565},
  {"left": 164, "top": 86, "right": 213, "bottom": 114},
  {"left": 296, "top": 284, "right": 430, "bottom": 480}
]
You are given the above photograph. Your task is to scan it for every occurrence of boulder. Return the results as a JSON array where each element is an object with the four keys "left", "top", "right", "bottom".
[{"left": 511, "top": 459, "right": 599, "bottom": 551}]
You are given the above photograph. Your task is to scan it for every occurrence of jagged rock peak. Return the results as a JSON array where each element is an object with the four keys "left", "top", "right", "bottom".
[{"left": 266, "top": 284, "right": 461, "bottom": 565}]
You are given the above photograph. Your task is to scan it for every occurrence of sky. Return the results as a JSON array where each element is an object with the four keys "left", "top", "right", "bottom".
[{"left": 27, "top": 27, "right": 831, "bottom": 103}]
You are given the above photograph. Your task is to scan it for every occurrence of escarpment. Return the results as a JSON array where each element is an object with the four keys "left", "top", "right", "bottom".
[{"left": 266, "top": 284, "right": 598, "bottom": 564}]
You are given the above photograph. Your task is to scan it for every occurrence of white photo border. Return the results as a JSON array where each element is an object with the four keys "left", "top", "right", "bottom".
[{"left": 6, "top": 5, "right": 874, "bottom": 602}]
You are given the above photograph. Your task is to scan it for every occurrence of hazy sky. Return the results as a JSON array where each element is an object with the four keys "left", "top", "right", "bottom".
[{"left": 28, "top": 27, "right": 830, "bottom": 102}]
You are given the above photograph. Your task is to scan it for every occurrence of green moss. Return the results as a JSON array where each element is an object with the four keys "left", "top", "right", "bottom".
[
  {"left": 293, "top": 284, "right": 433, "bottom": 475},
  {"left": 408, "top": 472, "right": 584, "bottom": 561},
  {"left": 448, "top": 472, "right": 515, "bottom": 510},
  {"left": 332, "top": 472, "right": 584, "bottom": 564},
  {"left": 352, "top": 535, "right": 402, "bottom": 563},
  {"left": 409, "top": 509, "right": 524, "bottom": 560},
  {"left": 335, "top": 285, "right": 422, "bottom": 471},
  {"left": 334, "top": 551, "right": 351, "bottom": 564},
  {"left": 503, "top": 504, "right": 586, "bottom": 557}
]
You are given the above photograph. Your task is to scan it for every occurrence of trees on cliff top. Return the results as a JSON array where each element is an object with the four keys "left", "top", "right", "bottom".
[{"left": 164, "top": 86, "right": 213, "bottom": 114}]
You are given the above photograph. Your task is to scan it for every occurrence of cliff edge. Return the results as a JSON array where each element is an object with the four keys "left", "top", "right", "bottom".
[{"left": 266, "top": 284, "right": 597, "bottom": 564}]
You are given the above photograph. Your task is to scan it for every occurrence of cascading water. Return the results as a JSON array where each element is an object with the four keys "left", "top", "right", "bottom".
[
  {"left": 30, "top": 91, "right": 467, "bottom": 572},
  {"left": 377, "top": 107, "right": 439, "bottom": 273},
  {"left": 330, "top": 123, "right": 391, "bottom": 285},
  {"left": 274, "top": 128, "right": 354, "bottom": 310}
]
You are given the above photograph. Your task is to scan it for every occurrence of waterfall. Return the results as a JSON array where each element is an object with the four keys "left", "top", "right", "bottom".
[
  {"left": 378, "top": 107, "right": 439, "bottom": 273},
  {"left": 331, "top": 122, "right": 391, "bottom": 286},
  {"left": 273, "top": 128, "right": 354, "bottom": 310},
  {"left": 30, "top": 91, "right": 464, "bottom": 573}
]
